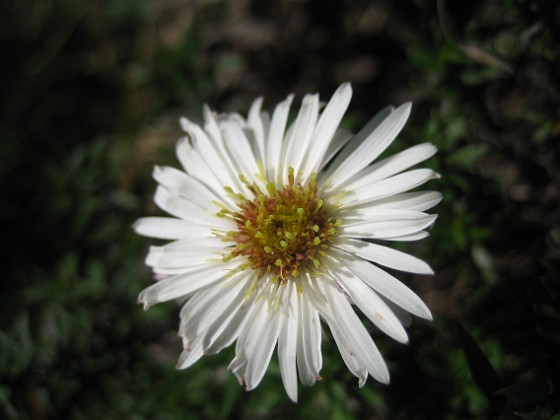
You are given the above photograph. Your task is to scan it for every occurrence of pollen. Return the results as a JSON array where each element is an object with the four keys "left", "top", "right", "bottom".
[{"left": 221, "top": 169, "right": 341, "bottom": 282}]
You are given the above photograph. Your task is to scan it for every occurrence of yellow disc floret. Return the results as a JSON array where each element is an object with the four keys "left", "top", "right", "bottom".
[{"left": 219, "top": 168, "right": 341, "bottom": 283}]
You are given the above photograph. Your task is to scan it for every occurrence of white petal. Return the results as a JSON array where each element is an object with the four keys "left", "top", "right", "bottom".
[
  {"left": 353, "top": 191, "right": 443, "bottom": 213},
  {"left": 258, "top": 112, "right": 271, "bottom": 158},
  {"left": 340, "top": 143, "right": 437, "bottom": 190},
  {"left": 320, "top": 106, "right": 393, "bottom": 188},
  {"left": 179, "top": 285, "right": 217, "bottom": 321},
  {"left": 247, "top": 97, "right": 266, "bottom": 165},
  {"left": 181, "top": 274, "right": 249, "bottom": 347},
  {"left": 133, "top": 217, "right": 212, "bottom": 240},
  {"left": 323, "top": 103, "right": 411, "bottom": 191},
  {"left": 340, "top": 212, "right": 438, "bottom": 239},
  {"left": 296, "top": 284, "right": 322, "bottom": 386},
  {"left": 177, "top": 337, "right": 204, "bottom": 369},
  {"left": 229, "top": 297, "right": 270, "bottom": 387},
  {"left": 343, "top": 255, "right": 432, "bottom": 320},
  {"left": 182, "top": 118, "right": 244, "bottom": 192},
  {"left": 145, "top": 246, "right": 215, "bottom": 269},
  {"left": 282, "top": 93, "right": 319, "bottom": 182},
  {"left": 266, "top": 95, "right": 294, "bottom": 180},
  {"left": 137, "top": 260, "right": 237, "bottom": 309},
  {"left": 336, "top": 238, "right": 433, "bottom": 274},
  {"left": 153, "top": 186, "right": 232, "bottom": 228},
  {"left": 339, "top": 169, "right": 440, "bottom": 208},
  {"left": 244, "top": 303, "right": 282, "bottom": 390},
  {"left": 318, "top": 128, "right": 353, "bottom": 172},
  {"left": 158, "top": 236, "right": 225, "bottom": 252},
  {"left": 203, "top": 275, "right": 255, "bottom": 354},
  {"left": 278, "top": 281, "right": 299, "bottom": 402},
  {"left": 381, "top": 231, "right": 431, "bottom": 241},
  {"left": 302, "top": 83, "right": 352, "bottom": 180},
  {"left": 179, "top": 286, "right": 223, "bottom": 339},
  {"left": 383, "top": 297, "right": 413, "bottom": 327},
  {"left": 322, "top": 281, "right": 390, "bottom": 384},
  {"left": 153, "top": 165, "right": 225, "bottom": 210},
  {"left": 307, "top": 279, "right": 367, "bottom": 385},
  {"left": 322, "top": 309, "right": 368, "bottom": 386},
  {"left": 221, "top": 120, "right": 260, "bottom": 183},
  {"left": 202, "top": 105, "right": 222, "bottom": 144},
  {"left": 176, "top": 138, "right": 229, "bottom": 199},
  {"left": 335, "top": 265, "right": 409, "bottom": 343}
]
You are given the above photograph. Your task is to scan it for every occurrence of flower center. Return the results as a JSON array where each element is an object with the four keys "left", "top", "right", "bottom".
[{"left": 219, "top": 169, "right": 341, "bottom": 282}]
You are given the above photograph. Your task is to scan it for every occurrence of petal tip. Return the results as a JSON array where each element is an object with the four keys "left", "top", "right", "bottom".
[{"left": 137, "top": 294, "right": 151, "bottom": 311}]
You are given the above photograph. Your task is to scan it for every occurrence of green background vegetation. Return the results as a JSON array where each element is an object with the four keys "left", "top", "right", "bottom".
[{"left": 1, "top": 0, "right": 559, "bottom": 418}]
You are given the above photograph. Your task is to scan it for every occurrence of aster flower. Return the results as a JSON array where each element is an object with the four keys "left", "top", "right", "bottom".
[{"left": 134, "top": 83, "right": 440, "bottom": 402}]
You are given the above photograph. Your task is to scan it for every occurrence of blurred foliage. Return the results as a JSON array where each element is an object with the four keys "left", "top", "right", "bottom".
[{"left": 1, "top": 0, "right": 559, "bottom": 418}]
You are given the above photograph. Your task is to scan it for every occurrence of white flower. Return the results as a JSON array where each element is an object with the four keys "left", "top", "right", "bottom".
[{"left": 134, "top": 83, "right": 440, "bottom": 402}]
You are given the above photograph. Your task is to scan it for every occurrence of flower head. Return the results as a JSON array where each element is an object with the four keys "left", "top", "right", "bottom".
[{"left": 134, "top": 83, "right": 440, "bottom": 402}]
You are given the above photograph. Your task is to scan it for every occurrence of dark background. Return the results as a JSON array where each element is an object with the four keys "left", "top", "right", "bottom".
[{"left": 1, "top": 0, "right": 559, "bottom": 418}]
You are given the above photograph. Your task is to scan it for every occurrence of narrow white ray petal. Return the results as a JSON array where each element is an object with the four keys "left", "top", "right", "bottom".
[
  {"left": 383, "top": 297, "right": 413, "bottom": 327},
  {"left": 247, "top": 97, "right": 266, "bottom": 165},
  {"left": 145, "top": 246, "right": 215, "bottom": 269},
  {"left": 177, "top": 337, "right": 204, "bottom": 369},
  {"left": 318, "top": 128, "right": 353, "bottom": 172},
  {"left": 327, "top": 102, "right": 411, "bottom": 190},
  {"left": 260, "top": 110, "right": 271, "bottom": 147},
  {"left": 182, "top": 118, "right": 244, "bottom": 191},
  {"left": 179, "top": 285, "right": 219, "bottom": 332},
  {"left": 336, "top": 238, "right": 433, "bottom": 274},
  {"left": 203, "top": 275, "right": 254, "bottom": 354},
  {"left": 202, "top": 104, "right": 222, "bottom": 143},
  {"left": 153, "top": 186, "right": 233, "bottom": 229},
  {"left": 296, "top": 276, "right": 323, "bottom": 385},
  {"left": 153, "top": 165, "right": 225, "bottom": 210},
  {"left": 340, "top": 143, "right": 437, "bottom": 190},
  {"left": 340, "top": 208, "right": 432, "bottom": 222},
  {"left": 282, "top": 93, "right": 319, "bottom": 180},
  {"left": 296, "top": 291, "right": 320, "bottom": 386},
  {"left": 205, "top": 299, "right": 252, "bottom": 355},
  {"left": 302, "top": 83, "right": 352, "bottom": 180},
  {"left": 229, "top": 297, "right": 270, "bottom": 387},
  {"left": 321, "top": 308, "right": 368, "bottom": 386},
  {"left": 133, "top": 217, "right": 213, "bottom": 240},
  {"left": 137, "top": 260, "right": 237, "bottom": 309},
  {"left": 180, "top": 286, "right": 227, "bottom": 340},
  {"left": 307, "top": 301, "right": 323, "bottom": 379},
  {"left": 176, "top": 138, "right": 230, "bottom": 199},
  {"left": 320, "top": 106, "right": 394, "bottom": 188},
  {"left": 342, "top": 254, "right": 432, "bottom": 320},
  {"left": 340, "top": 169, "right": 440, "bottom": 208},
  {"left": 334, "top": 263, "right": 409, "bottom": 343},
  {"left": 151, "top": 266, "right": 204, "bottom": 276},
  {"left": 307, "top": 278, "right": 367, "bottom": 385},
  {"left": 221, "top": 112, "right": 246, "bottom": 126},
  {"left": 244, "top": 304, "right": 282, "bottom": 390},
  {"left": 159, "top": 236, "right": 225, "bottom": 252},
  {"left": 266, "top": 94, "right": 294, "bottom": 180},
  {"left": 324, "top": 102, "right": 412, "bottom": 191},
  {"left": 230, "top": 295, "right": 268, "bottom": 364},
  {"left": 278, "top": 281, "right": 299, "bottom": 403},
  {"left": 323, "top": 281, "right": 390, "bottom": 384},
  {"left": 340, "top": 212, "right": 437, "bottom": 239},
  {"left": 380, "top": 231, "right": 431, "bottom": 241},
  {"left": 179, "top": 273, "right": 244, "bottom": 342},
  {"left": 221, "top": 120, "right": 261, "bottom": 183},
  {"left": 199, "top": 114, "right": 254, "bottom": 197},
  {"left": 181, "top": 276, "right": 249, "bottom": 344},
  {"left": 351, "top": 191, "right": 443, "bottom": 213},
  {"left": 228, "top": 357, "right": 247, "bottom": 383}
]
